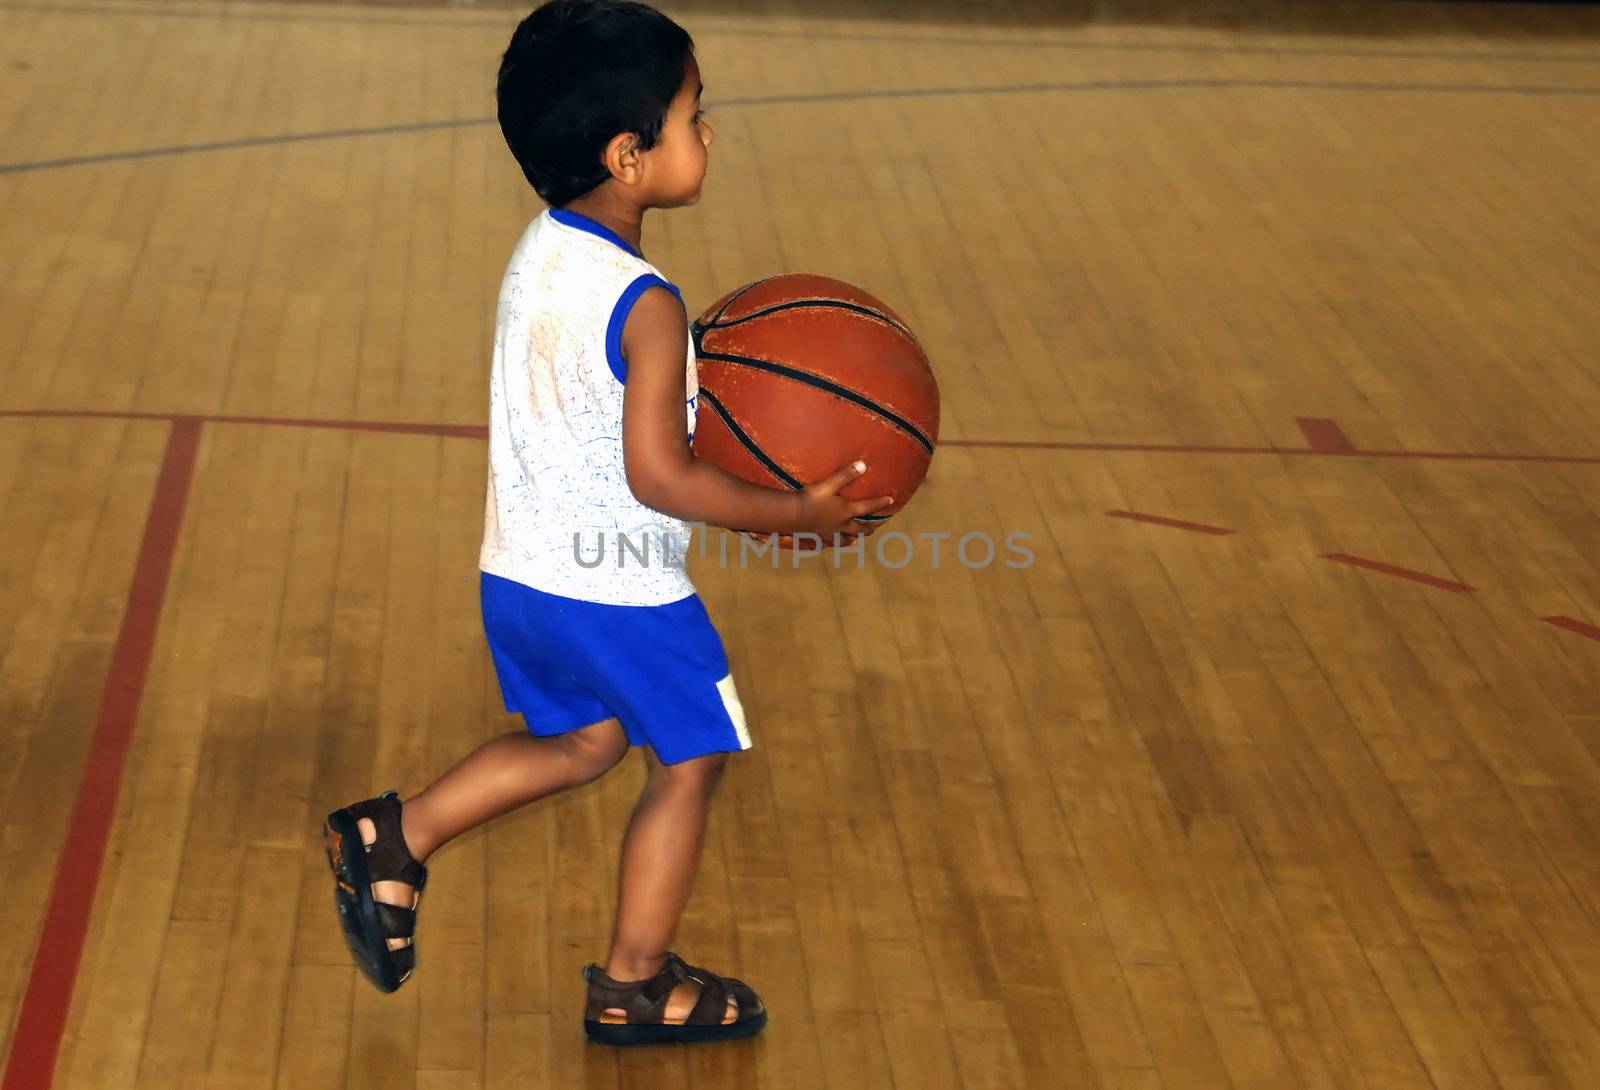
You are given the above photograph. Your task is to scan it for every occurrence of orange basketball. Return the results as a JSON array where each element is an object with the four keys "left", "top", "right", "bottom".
[{"left": 691, "top": 274, "right": 940, "bottom": 534}]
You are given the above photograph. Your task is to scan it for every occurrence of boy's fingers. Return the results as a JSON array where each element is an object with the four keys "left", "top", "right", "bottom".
[
  {"left": 815, "top": 459, "right": 868, "bottom": 495},
  {"left": 848, "top": 495, "right": 894, "bottom": 518}
]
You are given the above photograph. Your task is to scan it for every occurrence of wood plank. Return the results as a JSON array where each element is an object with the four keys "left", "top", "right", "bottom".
[
  {"left": 274, "top": 965, "right": 353, "bottom": 1090},
  {"left": 484, "top": 1011, "right": 549, "bottom": 1090},
  {"left": 133, "top": 920, "right": 230, "bottom": 1090},
  {"left": 205, "top": 847, "right": 303, "bottom": 1090}
]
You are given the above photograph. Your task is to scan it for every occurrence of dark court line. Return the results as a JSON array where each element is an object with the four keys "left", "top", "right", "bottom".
[
  {"left": 4, "top": 74, "right": 1598, "bottom": 177},
  {"left": 0, "top": 117, "right": 489, "bottom": 176},
  {"left": 705, "top": 25, "right": 1600, "bottom": 67},
  {"left": 4, "top": 0, "right": 1600, "bottom": 67},
  {"left": 0, "top": 0, "right": 509, "bottom": 26},
  {"left": 727, "top": 76, "right": 1600, "bottom": 107}
]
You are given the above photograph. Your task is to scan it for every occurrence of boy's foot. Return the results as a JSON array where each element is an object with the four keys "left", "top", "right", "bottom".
[
  {"left": 323, "top": 792, "right": 427, "bottom": 993},
  {"left": 583, "top": 954, "right": 766, "bottom": 1046}
]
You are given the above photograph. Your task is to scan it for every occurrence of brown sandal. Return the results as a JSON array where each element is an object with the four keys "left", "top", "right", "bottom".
[
  {"left": 322, "top": 791, "right": 427, "bottom": 993},
  {"left": 582, "top": 953, "right": 767, "bottom": 1046}
]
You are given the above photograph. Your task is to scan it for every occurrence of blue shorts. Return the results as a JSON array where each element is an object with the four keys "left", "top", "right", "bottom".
[{"left": 479, "top": 571, "right": 751, "bottom": 765}]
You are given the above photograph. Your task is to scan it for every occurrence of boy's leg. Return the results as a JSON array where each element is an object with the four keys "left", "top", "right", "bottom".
[
  {"left": 602, "top": 749, "right": 737, "bottom": 1023},
  {"left": 357, "top": 718, "right": 630, "bottom": 943}
]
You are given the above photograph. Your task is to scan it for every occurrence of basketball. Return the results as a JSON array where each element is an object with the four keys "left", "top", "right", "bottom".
[{"left": 690, "top": 273, "right": 940, "bottom": 535}]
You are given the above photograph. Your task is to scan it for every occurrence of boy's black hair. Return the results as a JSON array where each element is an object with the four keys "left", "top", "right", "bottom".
[{"left": 497, "top": 0, "right": 694, "bottom": 207}]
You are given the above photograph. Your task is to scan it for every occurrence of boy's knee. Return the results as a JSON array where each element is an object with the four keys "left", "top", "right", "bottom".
[{"left": 559, "top": 722, "right": 629, "bottom": 783}]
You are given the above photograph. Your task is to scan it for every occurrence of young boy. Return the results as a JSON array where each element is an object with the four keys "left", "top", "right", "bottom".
[{"left": 322, "top": 0, "right": 889, "bottom": 1046}]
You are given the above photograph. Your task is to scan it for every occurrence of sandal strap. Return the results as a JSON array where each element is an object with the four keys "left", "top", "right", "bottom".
[
  {"left": 684, "top": 974, "right": 731, "bottom": 1026},
  {"left": 343, "top": 792, "right": 426, "bottom": 888},
  {"left": 583, "top": 962, "right": 679, "bottom": 1025},
  {"left": 672, "top": 955, "right": 763, "bottom": 1022},
  {"left": 669, "top": 954, "right": 743, "bottom": 994},
  {"left": 728, "top": 980, "right": 759, "bottom": 1012},
  {"left": 375, "top": 901, "right": 417, "bottom": 941},
  {"left": 630, "top": 964, "right": 681, "bottom": 1024}
]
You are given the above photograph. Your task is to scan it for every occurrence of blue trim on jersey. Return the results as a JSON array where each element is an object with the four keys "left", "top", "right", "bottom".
[
  {"left": 605, "top": 274, "right": 683, "bottom": 384},
  {"left": 548, "top": 208, "right": 640, "bottom": 256}
]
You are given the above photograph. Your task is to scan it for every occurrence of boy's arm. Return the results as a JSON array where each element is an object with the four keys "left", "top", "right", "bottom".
[{"left": 621, "top": 286, "right": 889, "bottom": 536}]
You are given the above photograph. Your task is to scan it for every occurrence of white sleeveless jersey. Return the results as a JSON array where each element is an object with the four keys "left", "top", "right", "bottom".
[{"left": 480, "top": 209, "right": 698, "bottom": 606}]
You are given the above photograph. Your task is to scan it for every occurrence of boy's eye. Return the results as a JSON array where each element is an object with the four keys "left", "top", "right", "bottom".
[{"left": 693, "top": 110, "right": 707, "bottom": 123}]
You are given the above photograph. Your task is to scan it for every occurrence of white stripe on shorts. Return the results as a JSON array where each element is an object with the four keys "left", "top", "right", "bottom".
[{"left": 716, "top": 674, "right": 751, "bottom": 750}]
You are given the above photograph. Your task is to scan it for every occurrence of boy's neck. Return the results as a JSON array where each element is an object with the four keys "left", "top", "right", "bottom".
[{"left": 560, "top": 192, "right": 645, "bottom": 254}]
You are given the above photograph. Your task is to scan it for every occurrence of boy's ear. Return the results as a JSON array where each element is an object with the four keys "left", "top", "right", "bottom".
[{"left": 602, "top": 132, "right": 643, "bottom": 186}]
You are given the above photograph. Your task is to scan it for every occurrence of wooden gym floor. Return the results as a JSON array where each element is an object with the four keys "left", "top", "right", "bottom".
[{"left": 3, "top": 0, "right": 1600, "bottom": 1086}]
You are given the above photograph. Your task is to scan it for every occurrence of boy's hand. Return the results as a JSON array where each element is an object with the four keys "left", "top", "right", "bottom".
[{"left": 795, "top": 460, "right": 894, "bottom": 541}]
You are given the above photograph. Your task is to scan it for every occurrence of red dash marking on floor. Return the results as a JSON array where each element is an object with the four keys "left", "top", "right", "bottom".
[
  {"left": 1320, "top": 553, "right": 1474, "bottom": 593},
  {"left": 1542, "top": 616, "right": 1600, "bottom": 643},
  {"left": 2, "top": 419, "right": 203, "bottom": 1090},
  {"left": 1107, "top": 510, "right": 1236, "bottom": 536},
  {"left": 1297, "top": 417, "right": 1358, "bottom": 453}
]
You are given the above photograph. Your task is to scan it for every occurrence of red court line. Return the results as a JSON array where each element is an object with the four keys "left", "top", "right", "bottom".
[
  {"left": 942, "top": 437, "right": 1284, "bottom": 455},
  {"left": 1340, "top": 449, "right": 1600, "bottom": 466},
  {"left": 1, "top": 419, "right": 203, "bottom": 1090},
  {"left": 4, "top": 407, "right": 1600, "bottom": 465},
  {"left": 1320, "top": 552, "right": 1475, "bottom": 593},
  {"left": 1297, "top": 417, "right": 1358, "bottom": 453},
  {"left": 1542, "top": 616, "right": 1600, "bottom": 643},
  {"left": 0, "top": 408, "right": 486, "bottom": 440},
  {"left": 211, "top": 413, "right": 487, "bottom": 439},
  {"left": 943, "top": 438, "right": 1600, "bottom": 466},
  {"left": 1107, "top": 510, "right": 1236, "bottom": 535}
]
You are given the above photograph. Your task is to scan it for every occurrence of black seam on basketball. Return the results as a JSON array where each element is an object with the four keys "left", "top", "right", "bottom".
[
  {"left": 696, "top": 350, "right": 936, "bottom": 455},
  {"left": 706, "top": 276, "right": 784, "bottom": 327},
  {"left": 704, "top": 298, "right": 916, "bottom": 339},
  {"left": 699, "top": 390, "right": 804, "bottom": 492}
]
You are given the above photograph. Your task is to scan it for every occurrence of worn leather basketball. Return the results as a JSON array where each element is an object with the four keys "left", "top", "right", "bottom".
[{"left": 690, "top": 273, "right": 940, "bottom": 534}]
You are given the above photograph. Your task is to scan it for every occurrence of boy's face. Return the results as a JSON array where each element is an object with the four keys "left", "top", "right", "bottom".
[{"left": 641, "top": 55, "right": 713, "bottom": 208}]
